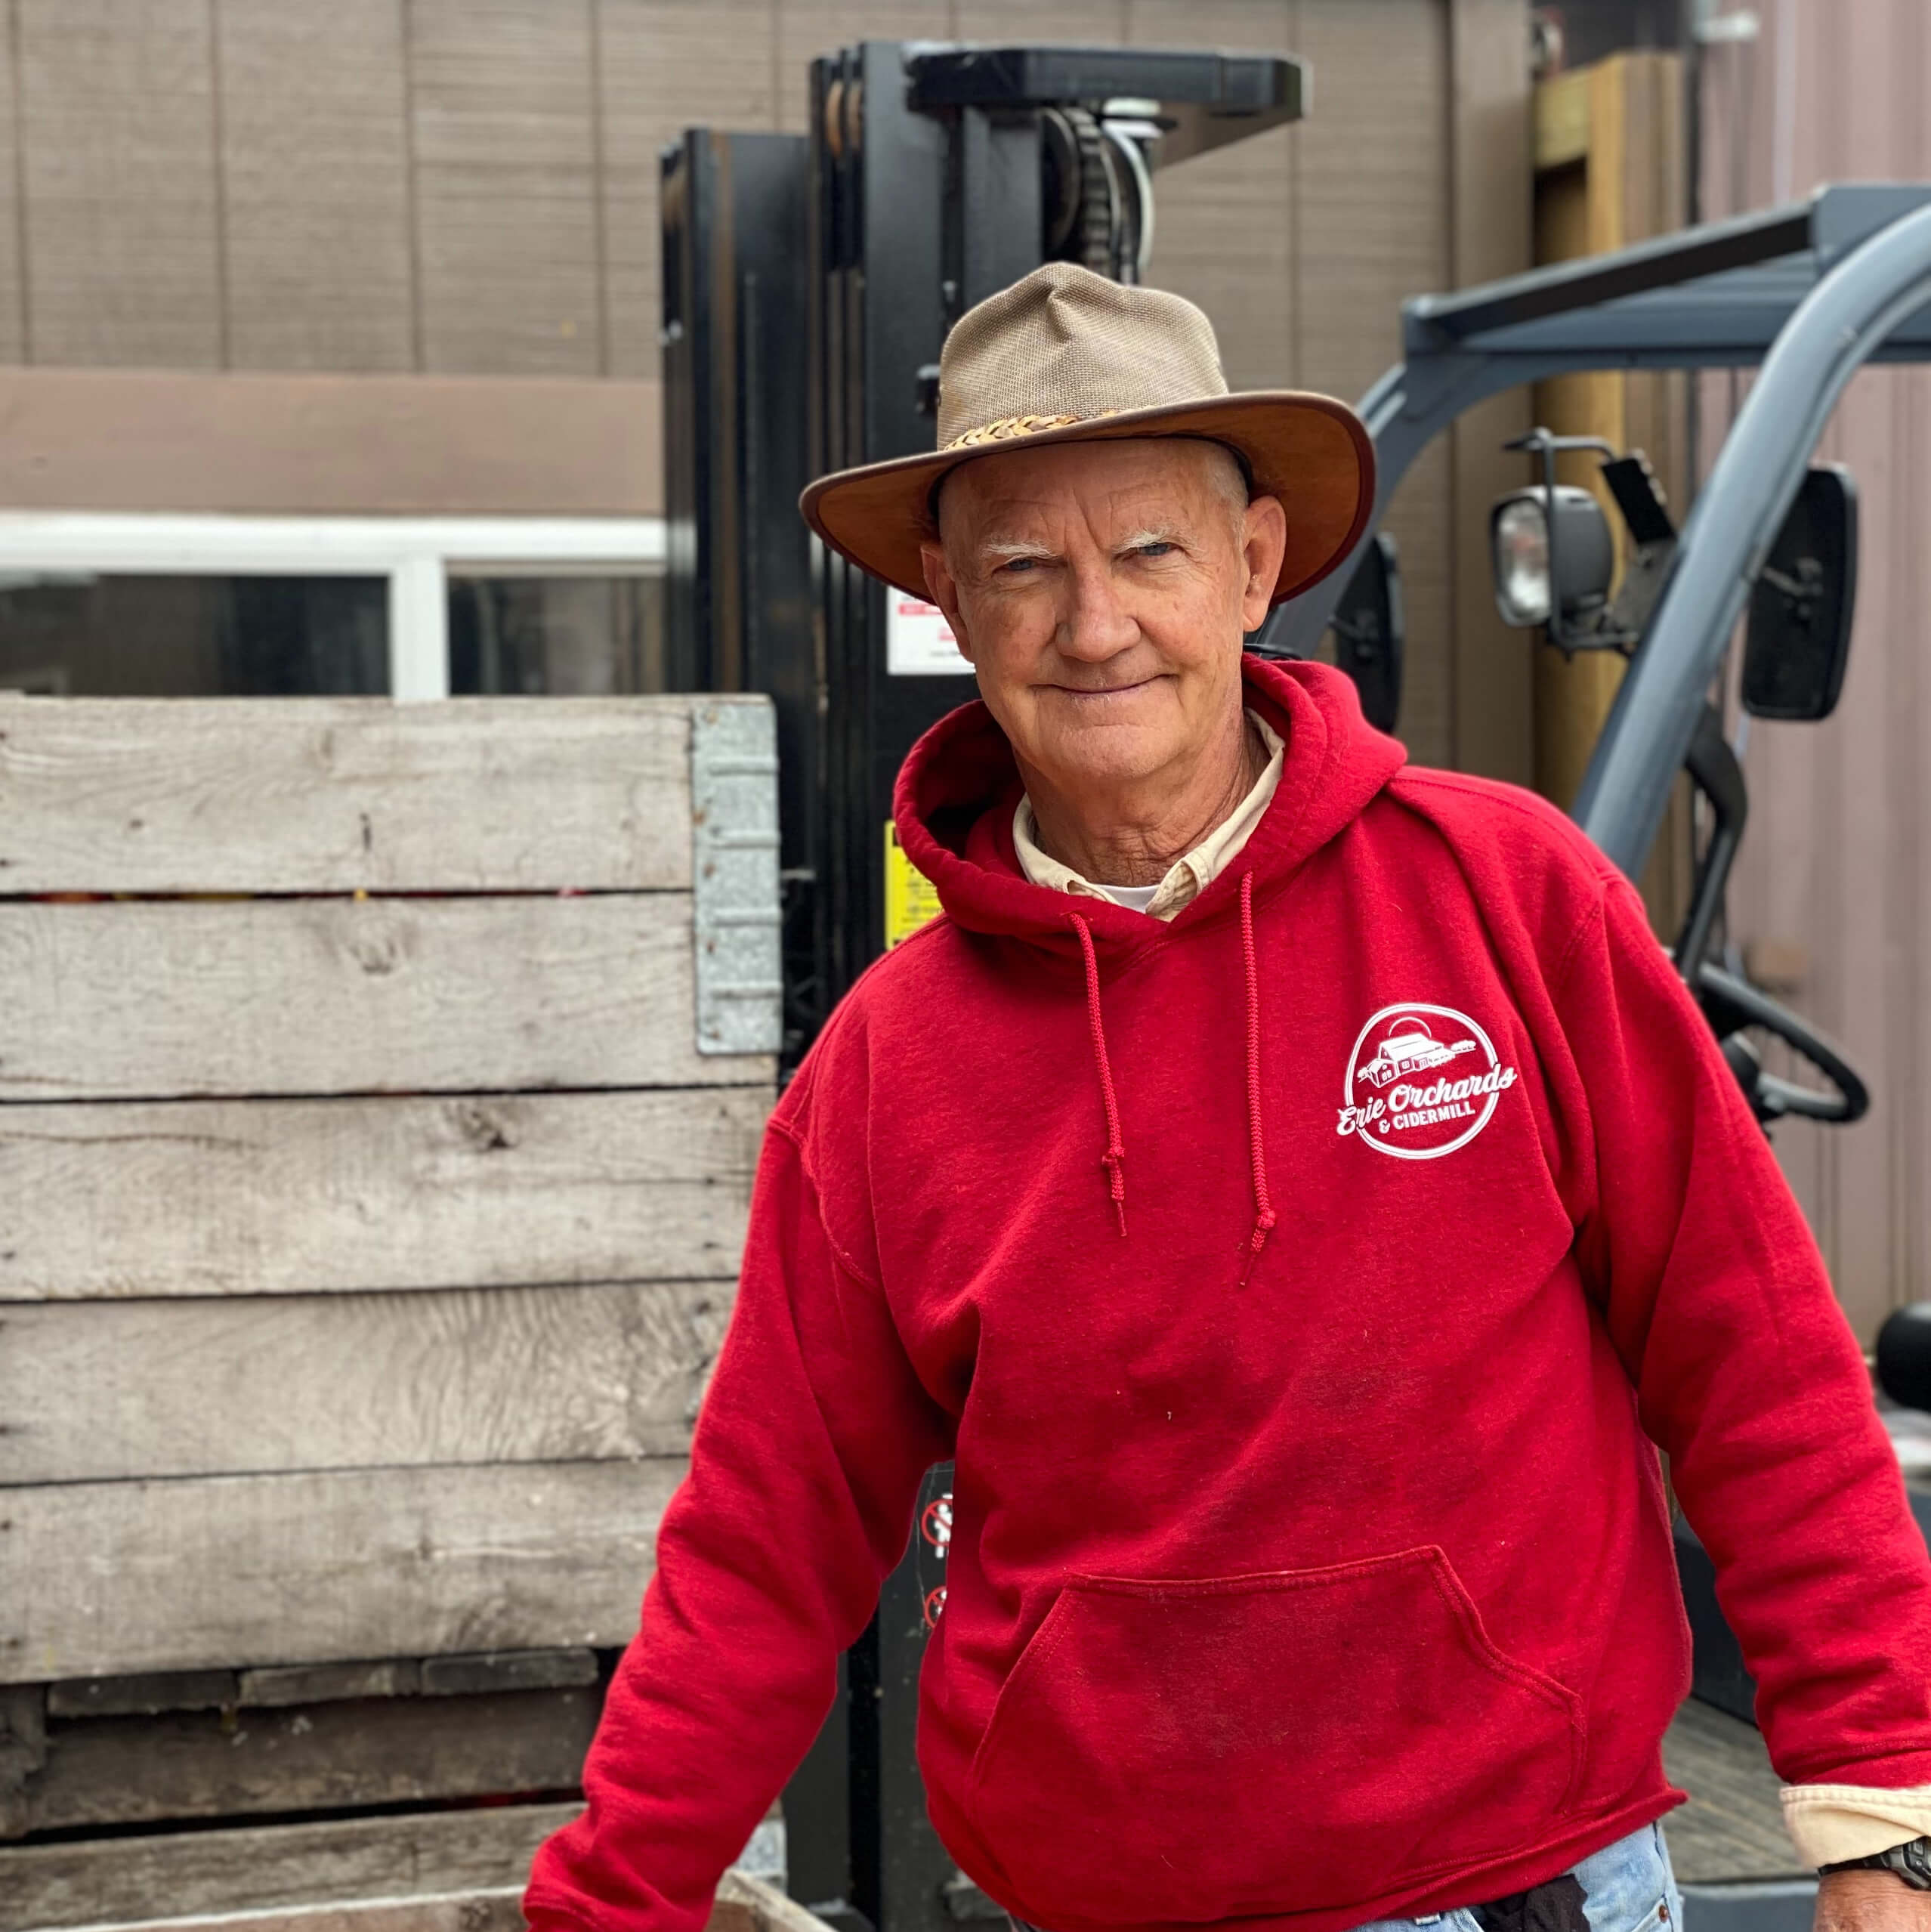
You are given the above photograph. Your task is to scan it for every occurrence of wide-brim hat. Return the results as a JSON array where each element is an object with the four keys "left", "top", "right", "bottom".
[{"left": 799, "top": 261, "right": 1375, "bottom": 607}]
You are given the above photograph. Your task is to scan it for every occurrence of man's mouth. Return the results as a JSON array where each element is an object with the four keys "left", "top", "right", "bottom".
[{"left": 1048, "top": 676, "right": 1160, "bottom": 700}]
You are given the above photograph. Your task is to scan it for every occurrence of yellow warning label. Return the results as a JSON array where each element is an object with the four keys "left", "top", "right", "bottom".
[{"left": 884, "top": 819, "right": 944, "bottom": 949}]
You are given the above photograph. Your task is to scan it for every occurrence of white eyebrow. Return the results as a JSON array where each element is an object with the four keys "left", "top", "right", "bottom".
[
  {"left": 978, "top": 537, "right": 1055, "bottom": 561},
  {"left": 1117, "top": 524, "right": 1184, "bottom": 550}
]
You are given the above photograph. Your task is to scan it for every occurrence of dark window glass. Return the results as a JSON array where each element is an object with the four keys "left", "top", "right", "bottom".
[
  {"left": 0, "top": 574, "right": 388, "bottom": 695},
  {"left": 447, "top": 575, "right": 666, "bottom": 695}
]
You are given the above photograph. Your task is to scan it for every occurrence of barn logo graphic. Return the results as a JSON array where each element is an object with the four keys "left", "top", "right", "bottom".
[{"left": 1338, "top": 1003, "right": 1518, "bottom": 1160}]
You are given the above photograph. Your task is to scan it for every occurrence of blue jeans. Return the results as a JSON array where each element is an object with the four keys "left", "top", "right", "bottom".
[{"left": 1358, "top": 1822, "right": 1684, "bottom": 1932}]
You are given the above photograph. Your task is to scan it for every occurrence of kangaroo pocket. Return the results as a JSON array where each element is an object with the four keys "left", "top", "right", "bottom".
[{"left": 965, "top": 1547, "right": 1584, "bottom": 1925}]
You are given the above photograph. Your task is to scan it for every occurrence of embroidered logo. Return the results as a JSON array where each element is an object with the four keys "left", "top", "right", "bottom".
[{"left": 1338, "top": 1003, "right": 1518, "bottom": 1160}]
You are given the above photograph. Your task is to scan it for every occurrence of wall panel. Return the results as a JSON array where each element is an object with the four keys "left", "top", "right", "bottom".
[
  {"left": 17, "top": 0, "right": 223, "bottom": 366},
  {"left": 1130, "top": 1, "right": 1298, "bottom": 394},
  {"left": 1293, "top": 0, "right": 1454, "bottom": 768},
  {"left": 0, "top": 10, "right": 26, "bottom": 361},
  {"left": 775, "top": 2, "right": 950, "bottom": 140},
  {"left": 409, "top": 0, "right": 602, "bottom": 375},
  {"left": 950, "top": 2, "right": 1129, "bottom": 39},
  {"left": 1707, "top": 0, "right": 1931, "bottom": 1339},
  {"left": 597, "top": 0, "right": 780, "bottom": 377},
  {"left": 215, "top": 0, "right": 414, "bottom": 371}
]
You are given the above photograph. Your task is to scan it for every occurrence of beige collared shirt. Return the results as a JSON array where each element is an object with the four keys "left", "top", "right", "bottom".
[{"left": 1013, "top": 712, "right": 1284, "bottom": 918}]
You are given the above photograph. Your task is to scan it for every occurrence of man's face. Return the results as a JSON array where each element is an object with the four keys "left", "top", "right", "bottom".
[{"left": 919, "top": 437, "right": 1287, "bottom": 799}]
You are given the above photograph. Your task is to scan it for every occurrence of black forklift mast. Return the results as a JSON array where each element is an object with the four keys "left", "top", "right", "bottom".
[{"left": 663, "top": 40, "right": 1304, "bottom": 1932}]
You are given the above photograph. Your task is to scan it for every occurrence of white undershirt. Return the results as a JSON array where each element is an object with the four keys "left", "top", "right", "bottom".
[{"left": 1089, "top": 879, "right": 1164, "bottom": 913}]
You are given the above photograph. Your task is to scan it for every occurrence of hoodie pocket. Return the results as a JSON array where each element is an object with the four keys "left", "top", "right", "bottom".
[{"left": 965, "top": 1547, "right": 1583, "bottom": 1925}]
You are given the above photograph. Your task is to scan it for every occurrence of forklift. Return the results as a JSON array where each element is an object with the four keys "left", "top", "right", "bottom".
[{"left": 667, "top": 27, "right": 1931, "bottom": 1931}]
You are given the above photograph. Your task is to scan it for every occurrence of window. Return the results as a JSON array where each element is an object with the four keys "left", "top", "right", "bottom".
[
  {"left": 0, "top": 516, "right": 667, "bottom": 700},
  {"left": 448, "top": 574, "right": 666, "bottom": 696},
  {"left": 0, "top": 573, "right": 388, "bottom": 697}
]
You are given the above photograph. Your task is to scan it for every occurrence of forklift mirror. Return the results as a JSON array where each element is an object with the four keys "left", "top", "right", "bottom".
[
  {"left": 1876, "top": 1303, "right": 1931, "bottom": 1414},
  {"left": 1488, "top": 485, "right": 1615, "bottom": 631},
  {"left": 1741, "top": 463, "right": 1858, "bottom": 722},
  {"left": 1327, "top": 533, "right": 1404, "bottom": 734}
]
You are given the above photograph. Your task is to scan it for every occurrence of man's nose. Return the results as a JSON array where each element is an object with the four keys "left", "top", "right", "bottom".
[{"left": 1055, "top": 555, "right": 1139, "bottom": 662}]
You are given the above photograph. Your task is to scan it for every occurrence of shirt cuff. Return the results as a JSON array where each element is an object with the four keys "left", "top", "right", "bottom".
[{"left": 1782, "top": 1783, "right": 1931, "bottom": 1865}]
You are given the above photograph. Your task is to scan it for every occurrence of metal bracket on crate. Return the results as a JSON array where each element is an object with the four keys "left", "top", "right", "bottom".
[{"left": 691, "top": 700, "right": 783, "bottom": 1056}]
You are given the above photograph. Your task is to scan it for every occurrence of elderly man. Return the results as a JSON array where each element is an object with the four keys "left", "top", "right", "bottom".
[{"left": 525, "top": 266, "right": 1931, "bottom": 1932}]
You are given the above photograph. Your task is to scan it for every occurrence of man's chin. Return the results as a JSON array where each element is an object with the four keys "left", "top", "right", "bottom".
[{"left": 1029, "top": 723, "right": 1179, "bottom": 790}]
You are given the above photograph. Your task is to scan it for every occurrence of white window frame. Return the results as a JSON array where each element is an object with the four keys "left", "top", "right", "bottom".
[{"left": 0, "top": 513, "right": 669, "bottom": 701}]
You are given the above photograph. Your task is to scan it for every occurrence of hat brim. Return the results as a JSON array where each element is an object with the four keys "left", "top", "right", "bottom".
[{"left": 798, "top": 390, "right": 1376, "bottom": 608}]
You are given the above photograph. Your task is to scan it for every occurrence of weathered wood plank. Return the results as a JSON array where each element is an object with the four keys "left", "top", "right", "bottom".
[
  {"left": 0, "top": 895, "right": 771, "bottom": 1099},
  {"left": 45, "top": 1673, "right": 235, "bottom": 1720},
  {"left": 1, "top": 1854, "right": 800, "bottom": 1932},
  {"left": 0, "top": 1799, "right": 581, "bottom": 1932},
  {"left": 14, "top": 1684, "right": 600, "bottom": 1838},
  {"left": 0, "top": 1089, "right": 762, "bottom": 1300},
  {"left": 2, "top": 1460, "right": 679, "bottom": 1683},
  {"left": 50, "top": 1897, "right": 526, "bottom": 1932},
  {"left": 418, "top": 1649, "right": 598, "bottom": 1696},
  {"left": 0, "top": 697, "right": 708, "bottom": 894},
  {"left": 237, "top": 1659, "right": 419, "bottom": 1708},
  {"left": 2, "top": 1280, "right": 731, "bottom": 1480}
]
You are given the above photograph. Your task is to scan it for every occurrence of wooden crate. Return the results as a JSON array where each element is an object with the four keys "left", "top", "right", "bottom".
[
  {"left": 1, "top": 1815, "right": 809, "bottom": 1932},
  {"left": 0, "top": 694, "right": 780, "bottom": 1887}
]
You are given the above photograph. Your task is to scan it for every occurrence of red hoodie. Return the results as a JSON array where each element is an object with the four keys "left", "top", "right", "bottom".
[{"left": 525, "top": 657, "right": 1931, "bottom": 1932}]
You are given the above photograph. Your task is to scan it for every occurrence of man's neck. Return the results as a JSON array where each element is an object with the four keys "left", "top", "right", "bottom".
[{"left": 1022, "top": 712, "right": 1267, "bottom": 888}]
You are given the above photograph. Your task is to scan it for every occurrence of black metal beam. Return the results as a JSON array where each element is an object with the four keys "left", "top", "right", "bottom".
[{"left": 904, "top": 45, "right": 1300, "bottom": 116}]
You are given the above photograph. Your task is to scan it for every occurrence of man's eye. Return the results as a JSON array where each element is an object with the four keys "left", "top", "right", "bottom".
[
  {"left": 1133, "top": 541, "right": 1176, "bottom": 559},
  {"left": 1000, "top": 557, "right": 1040, "bottom": 574}
]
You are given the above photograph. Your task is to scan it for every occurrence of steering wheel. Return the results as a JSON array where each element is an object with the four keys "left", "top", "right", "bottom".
[{"left": 1695, "top": 960, "right": 1870, "bottom": 1125}]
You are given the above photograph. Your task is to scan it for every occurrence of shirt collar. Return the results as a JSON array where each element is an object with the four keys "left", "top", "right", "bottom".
[{"left": 1012, "top": 709, "right": 1286, "bottom": 920}]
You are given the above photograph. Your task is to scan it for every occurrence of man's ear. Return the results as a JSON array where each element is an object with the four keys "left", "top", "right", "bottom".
[
  {"left": 919, "top": 541, "right": 975, "bottom": 665},
  {"left": 1240, "top": 494, "right": 1290, "bottom": 632}
]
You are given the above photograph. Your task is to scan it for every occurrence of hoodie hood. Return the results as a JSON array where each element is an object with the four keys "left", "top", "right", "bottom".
[{"left": 891, "top": 656, "right": 1407, "bottom": 961}]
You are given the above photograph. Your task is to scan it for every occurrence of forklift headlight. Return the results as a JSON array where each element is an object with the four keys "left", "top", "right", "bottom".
[
  {"left": 1493, "top": 498, "right": 1551, "bottom": 626},
  {"left": 1489, "top": 485, "right": 1615, "bottom": 629}
]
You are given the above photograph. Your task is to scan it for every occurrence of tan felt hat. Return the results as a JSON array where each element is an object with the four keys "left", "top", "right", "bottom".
[{"left": 799, "top": 261, "right": 1375, "bottom": 607}]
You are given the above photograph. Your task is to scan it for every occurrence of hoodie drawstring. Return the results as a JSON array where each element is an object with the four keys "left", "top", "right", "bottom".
[
  {"left": 1238, "top": 870, "right": 1277, "bottom": 1284},
  {"left": 1070, "top": 913, "right": 1128, "bottom": 1237},
  {"left": 1069, "top": 881, "right": 1274, "bottom": 1272}
]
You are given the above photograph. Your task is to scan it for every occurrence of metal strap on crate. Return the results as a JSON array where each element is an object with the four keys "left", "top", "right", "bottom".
[{"left": 691, "top": 700, "right": 783, "bottom": 1056}]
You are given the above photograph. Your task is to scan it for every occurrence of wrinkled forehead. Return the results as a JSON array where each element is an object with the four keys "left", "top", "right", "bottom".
[{"left": 935, "top": 435, "right": 1236, "bottom": 545}]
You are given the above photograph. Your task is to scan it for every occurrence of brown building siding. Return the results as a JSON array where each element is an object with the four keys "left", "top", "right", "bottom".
[
  {"left": 1701, "top": 0, "right": 1931, "bottom": 1342},
  {"left": 0, "top": 0, "right": 1531, "bottom": 773}
]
